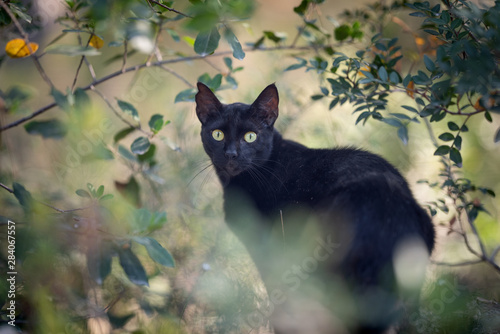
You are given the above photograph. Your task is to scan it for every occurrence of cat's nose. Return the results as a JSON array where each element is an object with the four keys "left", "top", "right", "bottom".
[{"left": 225, "top": 149, "right": 238, "bottom": 159}]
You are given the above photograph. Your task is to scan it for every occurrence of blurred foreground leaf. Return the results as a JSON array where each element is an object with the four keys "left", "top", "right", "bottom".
[{"left": 133, "top": 236, "right": 175, "bottom": 267}]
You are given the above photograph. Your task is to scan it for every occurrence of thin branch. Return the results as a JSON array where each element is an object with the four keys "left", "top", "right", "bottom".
[
  {"left": 89, "top": 86, "right": 151, "bottom": 136},
  {"left": 0, "top": 181, "right": 89, "bottom": 213},
  {"left": 432, "top": 259, "right": 484, "bottom": 267},
  {"left": 0, "top": 44, "right": 317, "bottom": 132},
  {"left": 158, "top": 64, "right": 195, "bottom": 88},
  {"left": 147, "top": 0, "right": 192, "bottom": 18},
  {"left": 0, "top": 1, "right": 54, "bottom": 88},
  {"left": 0, "top": 182, "right": 14, "bottom": 193}
]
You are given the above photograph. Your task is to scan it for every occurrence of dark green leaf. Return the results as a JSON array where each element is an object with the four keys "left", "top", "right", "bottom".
[
  {"left": 115, "top": 176, "right": 141, "bottom": 207},
  {"left": 224, "top": 28, "right": 245, "bottom": 60},
  {"left": 263, "top": 31, "right": 285, "bottom": 43},
  {"left": 434, "top": 145, "right": 450, "bottom": 156},
  {"left": 133, "top": 237, "right": 175, "bottom": 267},
  {"left": 87, "top": 241, "right": 113, "bottom": 285},
  {"left": 293, "top": 0, "right": 309, "bottom": 16},
  {"left": 51, "top": 88, "right": 70, "bottom": 111},
  {"left": 130, "top": 137, "right": 150, "bottom": 155},
  {"left": 449, "top": 147, "right": 462, "bottom": 166},
  {"left": 24, "top": 119, "right": 67, "bottom": 139},
  {"left": 118, "top": 145, "right": 138, "bottom": 162},
  {"left": 438, "top": 132, "right": 455, "bottom": 141},
  {"left": 148, "top": 114, "right": 164, "bottom": 134},
  {"left": 423, "top": 54, "right": 436, "bottom": 72},
  {"left": 107, "top": 313, "right": 135, "bottom": 330},
  {"left": 118, "top": 246, "right": 149, "bottom": 286},
  {"left": 484, "top": 111, "right": 492, "bottom": 122},
  {"left": 453, "top": 135, "right": 462, "bottom": 150},
  {"left": 174, "top": 88, "right": 196, "bottom": 103},
  {"left": 397, "top": 126, "right": 409, "bottom": 145},
  {"left": 334, "top": 24, "right": 351, "bottom": 41},
  {"left": 448, "top": 121, "right": 459, "bottom": 131},
  {"left": 389, "top": 71, "right": 400, "bottom": 84},
  {"left": 13, "top": 182, "right": 33, "bottom": 210},
  {"left": 223, "top": 57, "right": 233, "bottom": 70},
  {"left": 117, "top": 99, "right": 139, "bottom": 121},
  {"left": 401, "top": 105, "right": 418, "bottom": 114},
  {"left": 114, "top": 127, "right": 136, "bottom": 143},
  {"left": 194, "top": 27, "right": 220, "bottom": 56},
  {"left": 76, "top": 189, "right": 91, "bottom": 198},
  {"left": 74, "top": 88, "right": 91, "bottom": 111},
  {"left": 378, "top": 66, "right": 388, "bottom": 82},
  {"left": 138, "top": 144, "right": 156, "bottom": 164}
]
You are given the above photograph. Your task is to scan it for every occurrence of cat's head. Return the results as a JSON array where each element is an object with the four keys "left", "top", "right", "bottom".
[{"left": 195, "top": 82, "right": 279, "bottom": 179}]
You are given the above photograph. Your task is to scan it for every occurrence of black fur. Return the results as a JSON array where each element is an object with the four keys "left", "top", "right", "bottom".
[{"left": 195, "top": 82, "right": 435, "bottom": 333}]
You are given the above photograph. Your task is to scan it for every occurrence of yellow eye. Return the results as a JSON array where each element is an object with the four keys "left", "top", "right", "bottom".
[
  {"left": 244, "top": 131, "right": 257, "bottom": 143},
  {"left": 212, "top": 129, "right": 224, "bottom": 141}
]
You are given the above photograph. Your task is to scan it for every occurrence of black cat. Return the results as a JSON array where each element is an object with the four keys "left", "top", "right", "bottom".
[{"left": 195, "top": 82, "right": 435, "bottom": 334}]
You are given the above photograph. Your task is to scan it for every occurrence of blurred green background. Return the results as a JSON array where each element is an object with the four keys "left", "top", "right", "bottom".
[{"left": 1, "top": 0, "right": 500, "bottom": 333}]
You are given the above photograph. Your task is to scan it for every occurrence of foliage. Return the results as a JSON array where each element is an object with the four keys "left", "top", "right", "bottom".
[{"left": 0, "top": 0, "right": 499, "bottom": 333}]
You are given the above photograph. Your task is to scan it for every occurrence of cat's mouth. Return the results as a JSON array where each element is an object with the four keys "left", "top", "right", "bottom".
[{"left": 223, "top": 160, "right": 245, "bottom": 176}]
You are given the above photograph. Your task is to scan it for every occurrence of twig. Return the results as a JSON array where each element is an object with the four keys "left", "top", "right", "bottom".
[
  {"left": 147, "top": 0, "right": 192, "bottom": 18},
  {"left": 0, "top": 44, "right": 318, "bottom": 132},
  {"left": 432, "top": 259, "right": 484, "bottom": 267},
  {"left": 0, "top": 1, "right": 54, "bottom": 89},
  {"left": 89, "top": 86, "right": 150, "bottom": 136},
  {"left": 0, "top": 181, "right": 89, "bottom": 213},
  {"left": 158, "top": 64, "right": 195, "bottom": 88},
  {"left": 0, "top": 182, "right": 14, "bottom": 193}
]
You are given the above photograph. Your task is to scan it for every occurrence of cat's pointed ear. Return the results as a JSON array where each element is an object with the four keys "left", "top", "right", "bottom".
[
  {"left": 251, "top": 83, "right": 279, "bottom": 127},
  {"left": 195, "top": 82, "right": 222, "bottom": 124}
]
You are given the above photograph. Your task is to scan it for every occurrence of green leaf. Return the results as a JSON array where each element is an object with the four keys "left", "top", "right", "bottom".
[
  {"left": 117, "top": 100, "right": 139, "bottom": 121},
  {"left": 194, "top": 27, "right": 220, "bottom": 56},
  {"left": 87, "top": 242, "right": 113, "bottom": 285},
  {"left": 13, "top": 182, "right": 33, "bottom": 211},
  {"left": 115, "top": 176, "right": 141, "bottom": 207},
  {"left": 448, "top": 121, "right": 459, "bottom": 131},
  {"left": 434, "top": 145, "right": 450, "bottom": 156},
  {"left": 397, "top": 126, "right": 409, "bottom": 145},
  {"left": 389, "top": 71, "right": 400, "bottom": 84},
  {"left": 118, "top": 145, "right": 138, "bottom": 162},
  {"left": 148, "top": 114, "right": 164, "bottom": 134},
  {"left": 24, "top": 119, "right": 67, "bottom": 139},
  {"left": 76, "top": 189, "right": 91, "bottom": 198},
  {"left": 130, "top": 136, "right": 150, "bottom": 155},
  {"left": 453, "top": 135, "right": 462, "bottom": 150},
  {"left": 114, "top": 127, "right": 136, "bottom": 143},
  {"left": 87, "top": 183, "right": 97, "bottom": 197},
  {"left": 51, "top": 87, "right": 70, "bottom": 111},
  {"left": 45, "top": 45, "right": 101, "bottom": 56},
  {"left": 133, "top": 237, "right": 175, "bottom": 267},
  {"left": 378, "top": 66, "right": 388, "bottom": 82},
  {"left": 96, "top": 185, "right": 104, "bottom": 198},
  {"left": 174, "top": 88, "right": 196, "bottom": 103},
  {"left": 334, "top": 24, "right": 351, "bottom": 41},
  {"left": 423, "top": 54, "right": 436, "bottom": 72},
  {"left": 263, "top": 31, "right": 286, "bottom": 43},
  {"left": 73, "top": 88, "right": 91, "bottom": 111},
  {"left": 438, "top": 132, "right": 455, "bottom": 141},
  {"left": 449, "top": 147, "right": 462, "bottom": 166},
  {"left": 224, "top": 28, "right": 245, "bottom": 60},
  {"left": 99, "top": 194, "right": 114, "bottom": 202},
  {"left": 284, "top": 58, "right": 307, "bottom": 71},
  {"left": 118, "top": 246, "right": 149, "bottom": 286}
]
